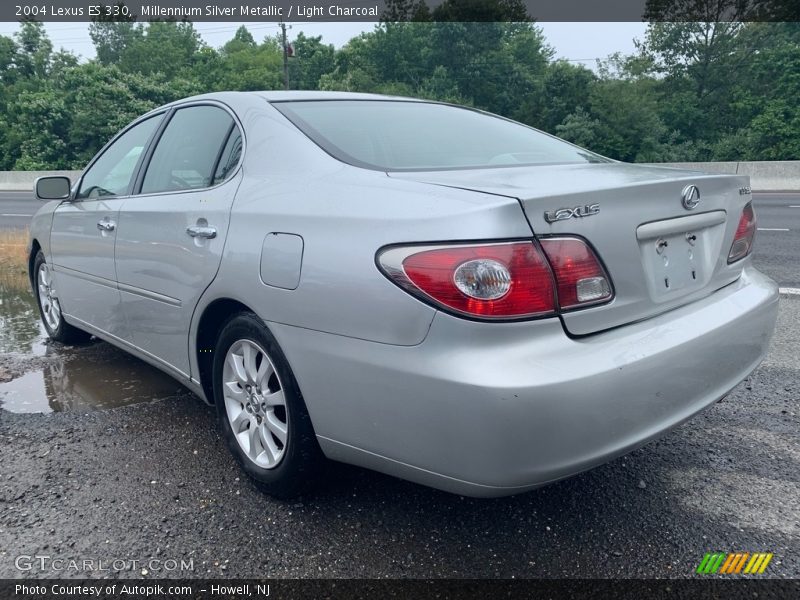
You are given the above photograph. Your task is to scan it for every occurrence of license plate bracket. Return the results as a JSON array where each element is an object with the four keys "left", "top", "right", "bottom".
[
  {"left": 636, "top": 211, "right": 727, "bottom": 303},
  {"left": 650, "top": 231, "right": 703, "bottom": 294}
]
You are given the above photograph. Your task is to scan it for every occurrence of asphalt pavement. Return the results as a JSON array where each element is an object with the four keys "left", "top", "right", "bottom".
[
  {"left": 0, "top": 300, "right": 797, "bottom": 579},
  {"left": 0, "top": 188, "right": 798, "bottom": 580},
  {"left": 0, "top": 191, "right": 37, "bottom": 230},
  {"left": 750, "top": 193, "right": 800, "bottom": 289}
]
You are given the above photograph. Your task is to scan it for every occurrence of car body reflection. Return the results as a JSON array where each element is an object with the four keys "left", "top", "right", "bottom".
[{"left": 1, "top": 272, "right": 193, "bottom": 413}]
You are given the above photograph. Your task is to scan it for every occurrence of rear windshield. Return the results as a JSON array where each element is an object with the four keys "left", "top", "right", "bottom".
[{"left": 273, "top": 100, "right": 608, "bottom": 171}]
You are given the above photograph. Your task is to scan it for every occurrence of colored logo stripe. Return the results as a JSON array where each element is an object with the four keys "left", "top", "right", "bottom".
[
  {"left": 697, "top": 552, "right": 773, "bottom": 574},
  {"left": 733, "top": 553, "right": 751, "bottom": 574},
  {"left": 719, "top": 553, "right": 739, "bottom": 574},
  {"left": 697, "top": 553, "right": 726, "bottom": 574},
  {"left": 720, "top": 553, "right": 748, "bottom": 574},
  {"left": 744, "top": 553, "right": 773, "bottom": 574}
]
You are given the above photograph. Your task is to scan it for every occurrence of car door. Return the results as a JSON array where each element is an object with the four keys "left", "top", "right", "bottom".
[
  {"left": 114, "top": 103, "right": 243, "bottom": 379},
  {"left": 49, "top": 114, "right": 163, "bottom": 338}
]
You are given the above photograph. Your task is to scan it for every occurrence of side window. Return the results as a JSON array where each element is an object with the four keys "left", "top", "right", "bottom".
[
  {"left": 212, "top": 129, "right": 243, "bottom": 185},
  {"left": 76, "top": 115, "right": 161, "bottom": 199},
  {"left": 141, "top": 106, "right": 234, "bottom": 194}
]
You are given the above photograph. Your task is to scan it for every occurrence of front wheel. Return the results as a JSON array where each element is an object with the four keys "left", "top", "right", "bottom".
[
  {"left": 33, "top": 251, "right": 90, "bottom": 344},
  {"left": 213, "top": 312, "right": 325, "bottom": 498}
]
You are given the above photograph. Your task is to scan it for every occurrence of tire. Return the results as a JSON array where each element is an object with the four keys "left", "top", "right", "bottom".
[
  {"left": 32, "top": 251, "right": 91, "bottom": 344},
  {"left": 213, "top": 312, "right": 325, "bottom": 499}
]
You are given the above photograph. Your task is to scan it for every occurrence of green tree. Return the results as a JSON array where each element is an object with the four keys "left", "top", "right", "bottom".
[
  {"left": 2, "top": 59, "right": 200, "bottom": 170},
  {"left": 224, "top": 25, "right": 257, "bottom": 52},
  {"left": 639, "top": 22, "right": 735, "bottom": 140},
  {"left": 209, "top": 34, "right": 283, "bottom": 91},
  {"left": 89, "top": 21, "right": 140, "bottom": 65},
  {"left": 516, "top": 60, "right": 594, "bottom": 132},
  {"left": 319, "top": 32, "right": 381, "bottom": 92},
  {"left": 555, "top": 108, "right": 601, "bottom": 150},
  {"left": 109, "top": 21, "right": 204, "bottom": 78},
  {"left": 2, "top": 16, "right": 800, "bottom": 169},
  {"left": 320, "top": 21, "right": 551, "bottom": 117},
  {"left": 14, "top": 22, "right": 53, "bottom": 80},
  {"left": 0, "top": 35, "right": 19, "bottom": 85},
  {"left": 713, "top": 23, "right": 800, "bottom": 160},
  {"left": 287, "top": 33, "right": 335, "bottom": 90}
]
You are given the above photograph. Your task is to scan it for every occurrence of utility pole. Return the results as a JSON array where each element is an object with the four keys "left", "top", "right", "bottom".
[{"left": 280, "top": 21, "right": 289, "bottom": 90}]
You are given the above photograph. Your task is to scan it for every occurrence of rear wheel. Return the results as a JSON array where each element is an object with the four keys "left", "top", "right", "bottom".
[
  {"left": 33, "top": 251, "right": 90, "bottom": 344},
  {"left": 213, "top": 312, "right": 324, "bottom": 498}
]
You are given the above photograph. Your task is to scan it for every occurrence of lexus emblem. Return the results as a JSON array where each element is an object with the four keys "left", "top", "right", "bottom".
[{"left": 681, "top": 185, "right": 700, "bottom": 210}]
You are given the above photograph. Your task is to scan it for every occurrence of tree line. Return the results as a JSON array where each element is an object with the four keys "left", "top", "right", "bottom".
[{"left": 0, "top": 15, "right": 798, "bottom": 170}]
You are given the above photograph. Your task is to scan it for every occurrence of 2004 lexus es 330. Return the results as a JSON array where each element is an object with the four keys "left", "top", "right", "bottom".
[{"left": 29, "top": 92, "right": 779, "bottom": 498}]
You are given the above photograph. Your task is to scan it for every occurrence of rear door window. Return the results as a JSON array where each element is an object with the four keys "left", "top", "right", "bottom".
[
  {"left": 141, "top": 106, "right": 236, "bottom": 194},
  {"left": 212, "top": 129, "right": 243, "bottom": 185}
]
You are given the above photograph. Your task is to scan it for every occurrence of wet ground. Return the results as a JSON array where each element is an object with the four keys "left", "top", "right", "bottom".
[
  {"left": 0, "top": 256, "right": 798, "bottom": 580},
  {"left": 0, "top": 265, "right": 192, "bottom": 413}
]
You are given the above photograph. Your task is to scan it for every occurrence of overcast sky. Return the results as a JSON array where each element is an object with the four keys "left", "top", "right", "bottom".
[{"left": 0, "top": 22, "right": 648, "bottom": 68}]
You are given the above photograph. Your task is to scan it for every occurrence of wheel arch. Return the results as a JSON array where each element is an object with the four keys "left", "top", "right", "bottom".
[
  {"left": 28, "top": 238, "right": 42, "bottom": 290},
  {"left": 195, "top": 297, "right": 255, "bottom": 403}
]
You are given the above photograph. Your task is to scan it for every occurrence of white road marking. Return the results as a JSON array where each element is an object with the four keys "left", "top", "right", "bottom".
[
  {"left": 789, "top": 205, "right": 800, "bottom": 208},
  {"left": 0, "top": 213, "right": 32, "bottom": 217},
  {"left": 779, "top": 288, "right": 800, "bottom": 296},
  {"left": 757, "top": 228, "right": 790, "bottom": 231}
]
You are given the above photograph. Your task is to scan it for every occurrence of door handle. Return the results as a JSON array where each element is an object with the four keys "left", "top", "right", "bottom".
[
  {"left": 186, "top": 225, "right": 217, "bottom": 239},
  {"left": 97, "top": 219, "right": 116, "bottom": 232}
]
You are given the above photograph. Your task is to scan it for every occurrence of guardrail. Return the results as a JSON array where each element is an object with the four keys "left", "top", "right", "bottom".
[
  {"left": 0, "top": 171, "right": 81, "bottom": 192},
  {"left": 1, "top": 162, "right": 799, "bottom": 192},
  {"left": 643, "top": 162, "right": 800, "bottom": 192}
]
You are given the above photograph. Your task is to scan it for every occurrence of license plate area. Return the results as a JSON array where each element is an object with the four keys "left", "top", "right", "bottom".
[{"left": 636, "top": 211, "right": 727, "bottom": 302}]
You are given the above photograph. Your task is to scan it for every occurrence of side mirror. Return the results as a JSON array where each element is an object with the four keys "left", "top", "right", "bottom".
[{"left": 35, "top": 176, "right": 71, "bottom": 201}]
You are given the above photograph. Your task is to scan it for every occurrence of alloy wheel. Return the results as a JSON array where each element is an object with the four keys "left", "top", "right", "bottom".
[
  {"left": 222, "top": 339, "right": 289, "bottom": 469},
  {"left": 38, "top": 262, "right": 62, "bottom": 332}
]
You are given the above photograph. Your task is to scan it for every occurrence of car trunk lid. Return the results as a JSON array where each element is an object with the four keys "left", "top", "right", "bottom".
[{"left": 389, "top": 162, "right": 753, "bottom": 335}]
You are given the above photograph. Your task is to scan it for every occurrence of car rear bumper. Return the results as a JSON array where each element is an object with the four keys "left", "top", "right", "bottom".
[{"left": 270, "top": 264, "right": 779, "bottom": 497}]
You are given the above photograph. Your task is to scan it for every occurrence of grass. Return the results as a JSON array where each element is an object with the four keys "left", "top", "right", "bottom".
[{"left": 0, "top": 228, "right": 31, "bottom": 292}]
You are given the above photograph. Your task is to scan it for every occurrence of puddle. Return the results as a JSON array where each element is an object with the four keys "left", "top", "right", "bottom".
[
  {"left": 0, "top": 343, "right": 190, "bottom": 413},
  {"left": 1, "top": 262, "right": 192, "bottom": 413},
  {"left": 0, "top": 263, "right": 47, "bottom": 356}
]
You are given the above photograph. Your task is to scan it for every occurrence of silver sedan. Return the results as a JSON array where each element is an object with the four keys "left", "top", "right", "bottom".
[{"left": 28, "top": 92, "right": 779, "bottom": 497}]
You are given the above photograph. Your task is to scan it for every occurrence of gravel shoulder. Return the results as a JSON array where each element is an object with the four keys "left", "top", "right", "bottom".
[{"left": 0, "top": 299, "right": 798, "bottom": 579}]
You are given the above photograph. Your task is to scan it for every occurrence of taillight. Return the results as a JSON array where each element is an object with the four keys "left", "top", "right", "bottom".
[
  {"left": 378, "top": 242, "right": 556, "bottom": 319},
  {"left": 728, "top": 202, "right": 756, "bottom": 263},
  {"left": 377, "top": 238, "right": 614, "bottom": 320},
  {"left": 540, "top": 238, "right": 613, "bottom": 310}
]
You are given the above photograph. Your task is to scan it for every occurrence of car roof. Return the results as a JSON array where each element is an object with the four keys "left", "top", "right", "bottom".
[
  {"left": 137, "top": 90, "right": 426, "bottom": 124},
  {"left": 162, "top": 90, "right": 423, "bottom": 107},
  {"left": 256, "top": 90, "right": 422, "bottom": 102}
]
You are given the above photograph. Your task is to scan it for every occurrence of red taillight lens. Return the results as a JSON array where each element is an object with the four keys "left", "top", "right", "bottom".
[
  {"left": 379, "top": 242, "right": 556, "bottom": 318},
  {"left": 540, "top": 238, "right": 613, "bottom": 310},
  {"left": 728, "top": 202, "right": 756, "bottom": 263},
  {"left": 378, "top": 238, "right": 614, "bottom": 320}
]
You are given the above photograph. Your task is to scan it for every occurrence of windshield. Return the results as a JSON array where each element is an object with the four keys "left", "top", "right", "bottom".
[{"left": 273, "top": 100, "right": 608, "bottom": 171}]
